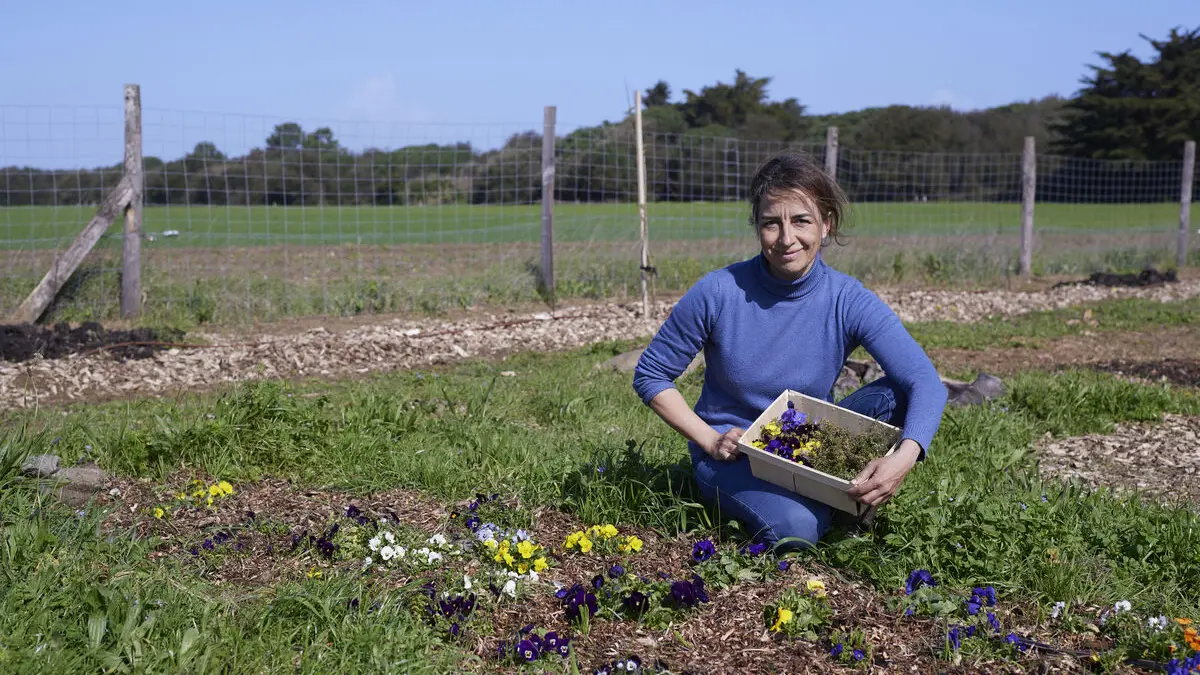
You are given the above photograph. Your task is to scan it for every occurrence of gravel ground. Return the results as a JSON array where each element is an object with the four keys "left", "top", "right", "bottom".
[
  {"left": 2, "top": 279, "right": 1197, "bottom": 411},
  {"left": 1037, "top": 414, "right": 1200, "bottom": 507}
]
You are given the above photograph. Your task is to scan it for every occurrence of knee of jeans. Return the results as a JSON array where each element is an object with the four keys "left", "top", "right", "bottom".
[{"left": 764, "top": 505, "right": 827, "bottom": 550}]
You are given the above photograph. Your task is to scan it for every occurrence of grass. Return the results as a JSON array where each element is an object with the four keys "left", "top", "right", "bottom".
[
  {"left": 1, "top": 201, "right": 1191, "bottom": 249},
  {"left": 906, "top": 296, "right": 1199, "bottom": 351},
  {"left": 2, "top": 324, "right": 1200, "bottom": 670}
]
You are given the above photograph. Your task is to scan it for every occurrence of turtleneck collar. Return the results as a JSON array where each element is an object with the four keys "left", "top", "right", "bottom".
[{"left": 752, "top": 251, "right": 828, "bottom": 300}]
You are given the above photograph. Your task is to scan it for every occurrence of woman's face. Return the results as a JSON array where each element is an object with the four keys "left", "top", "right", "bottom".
[{"left": 755, "top": 189, "right": 829, "bottom": 281}]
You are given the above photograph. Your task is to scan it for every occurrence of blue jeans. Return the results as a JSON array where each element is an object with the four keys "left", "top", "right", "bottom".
[{"left": 690, "top": 376, "right": 907, "bottom": 551}]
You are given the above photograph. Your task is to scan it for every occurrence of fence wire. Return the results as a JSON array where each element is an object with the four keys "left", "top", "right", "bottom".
[{"left": 0, "top": 104, "right": 1194, "bottom": 326}]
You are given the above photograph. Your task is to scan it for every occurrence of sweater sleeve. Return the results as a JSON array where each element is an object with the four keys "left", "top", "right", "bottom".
[
  {"left": 632, "top": 273, "right": 721, "bottom": 405},
  {"left": 843, "top": 284, "right": 948, "bottom": 457}
]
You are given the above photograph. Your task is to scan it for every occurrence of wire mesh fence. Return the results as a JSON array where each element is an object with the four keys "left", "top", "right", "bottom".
[{"left": 1, "top": 101, "right": 1195, "bottom": 327}]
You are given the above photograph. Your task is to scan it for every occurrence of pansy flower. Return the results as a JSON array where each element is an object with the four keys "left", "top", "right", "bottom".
[
  {"left": 691, "top": 540, "right": 716, "bottom": 563},
  {"left": 904, "top": 569, "right": 936, "bottom": 595}
]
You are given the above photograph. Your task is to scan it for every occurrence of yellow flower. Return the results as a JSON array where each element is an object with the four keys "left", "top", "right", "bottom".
[
  {"left": 565, "top": 532, "right": 583, "bottom": 550},
  {"left": 619, "top": 536, "right": 643, "bottom": 553},
  {"left": 533, "top": 557, "right": 548, "bottom": 572},
  {"left": 770, "top": 607, "right": 794, "bottom": 632},
  {"left": 217, "top": 480, "right": 234, "bottom": 496},
  {"left": 578, "top": 536, "right": 593, "bottom": 554},
  {"left": 153, "top": 507, "right": 165, "bottom": 519},
  {"left": 517, "top": 540, "right": 535, "bottom": 559},
  {"left": 806, "top": 578, "right": 827, "bottom": 597}
]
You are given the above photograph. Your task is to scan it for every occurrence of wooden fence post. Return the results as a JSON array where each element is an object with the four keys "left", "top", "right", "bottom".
[
  {"left": 1020, "top": 136, "right": 1036, "bottom": 277},
  {"left": 824, "top": 126, "right": 839, "bottom": 180},
  {"left": 540, "top": 105, "right": 556, "bottom": 304},
  {"left": 121, "top": 84, "right": 143, "bottom": 318},
  {"left": 1179, "top": 140, "right": 1195, "bottom": 270},
  {"left": 635, "top": 90, "right": 651, "bottom": 321}
]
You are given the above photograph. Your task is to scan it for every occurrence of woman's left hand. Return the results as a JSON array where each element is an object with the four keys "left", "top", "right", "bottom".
[{"left": 847, "top": 440, "right": 923, "bottom": 506}]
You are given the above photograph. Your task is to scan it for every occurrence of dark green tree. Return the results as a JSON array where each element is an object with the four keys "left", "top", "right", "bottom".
[
  {"left": 1053, "top": 26, "right": 1200, "bottom": 160},
  {"left": 266, "top": 122, "right": 305, "bottom": 150}
]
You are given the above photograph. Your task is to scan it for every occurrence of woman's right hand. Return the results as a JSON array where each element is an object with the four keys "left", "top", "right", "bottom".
[{"left": 704, "top": 427, "right": 745, "bottom": 461}]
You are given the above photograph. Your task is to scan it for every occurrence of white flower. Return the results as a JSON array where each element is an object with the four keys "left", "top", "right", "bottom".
[
  {"left": 384, "top": 532, "right": 396, "bottom": 544},
  {"left": 368, "top": 536, "right": 381, "bottom": 552},
  {"left": 1051, "top": 601, "right": 1066, "bottom": 619},
  {"left": 1114, "top": 600, "right": 1132, "bottom": 613},
  {"left": 502, "top": 580, "right": 517, "bottom": 597},
  {"left": 428, "top": 534, "right": 447, "bottom": 546},
  {"left": 380, "top": 546, "right": 395, "bottom": 561},
  {"left": 463, "top": 575, "right": 473, "bottom": 590}
]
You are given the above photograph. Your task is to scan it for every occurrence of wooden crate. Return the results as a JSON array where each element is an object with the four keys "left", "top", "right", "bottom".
[{"left": 736, "top": 390, "right": 901, "bottom": 516}]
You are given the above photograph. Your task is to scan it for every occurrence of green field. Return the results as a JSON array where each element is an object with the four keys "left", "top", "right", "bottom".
[{"left": 1, "top": 201, "right": 1191, "bottom": 249}]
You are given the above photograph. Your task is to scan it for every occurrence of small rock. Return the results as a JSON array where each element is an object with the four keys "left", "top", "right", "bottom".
[
  {"left": 56, "top": 463, "right": 108, "bottom": 490},
  {"left": 20, "top": 453, "right": 60, "bottom": 478}
]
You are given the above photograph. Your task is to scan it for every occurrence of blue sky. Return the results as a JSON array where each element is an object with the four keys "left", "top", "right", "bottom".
[{"left": 1, "top": 0, "right": 1194, "bottom": 168}]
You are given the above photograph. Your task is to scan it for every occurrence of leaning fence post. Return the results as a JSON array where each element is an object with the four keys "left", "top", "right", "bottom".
[
  {"left": 1020, "top": 136, "right": 1036, "bottom": 277},
  {"left": 121, "top": 83, "right": 144, "bottom": 318},
  {"left": 540, "top": 105, "right": 556, "bottom": 304},
  {"left": 1179, "top": 140, "right": 1195, "bottom": 270},
  {"left": 824, "top": 126, "right": 839, "bottom": 180}
]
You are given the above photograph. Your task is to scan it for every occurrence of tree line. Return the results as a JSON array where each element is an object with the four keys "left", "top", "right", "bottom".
[{"left": 2, "top": 26, "right": 1195, "bottom": 208}]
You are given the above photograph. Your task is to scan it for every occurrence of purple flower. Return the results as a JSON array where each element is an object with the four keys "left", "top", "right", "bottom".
[
  {"left": 852, "top": 649, "right": 865, "bottom": 662},
  {"left": 905, "top": 569, "right": 935, "bottom": 595},
  {"left": 518, "top": 639, "right": 539, "bottom": 662},
  {"left": 1004, "top": 633, "right": 1028, "bottom": 653},
  {"left": 609, "top": 563, "right": 625, "bottom": 579},
  {"left": 691, "top": 540, "right": 716, "bottom": 563},
  {"left": 623, "top": 591, "right": 650, "bottom": 616},
  {"left": 830, "top": 643, "right": 844, "bottom": 658},
  {"left": 745, "top": 542, "right": 769, "bottom": 557},
  {"left": 988, "top": 612, "right": 1001, "bottom": 634}
]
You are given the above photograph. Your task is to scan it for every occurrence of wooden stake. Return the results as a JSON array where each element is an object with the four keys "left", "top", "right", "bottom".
[
  {"left": 121, "top": 84, "right": 144, "bottom": 319},
  {"left": 11, "top": 176, "right": 135, "bottom": 324},
  {"left": 1019, "top": 136, "right": 1036, "bottom": 277},
  {"left": 824, "top": 126, "right": 839, "bottom": 179},
  {"left": 635, "top": 90, "right": 651, "bottom": 321},
  {"left": 1179, "top": 140, "right": 1195, "bottom": 270},
  {"left": 540, "top": 106, "right": 556, "bottom": 305}
]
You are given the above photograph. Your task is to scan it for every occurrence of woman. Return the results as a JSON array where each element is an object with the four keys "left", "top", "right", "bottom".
[{"left": 632, "top": 150, "right": 947, "bottom": 549}]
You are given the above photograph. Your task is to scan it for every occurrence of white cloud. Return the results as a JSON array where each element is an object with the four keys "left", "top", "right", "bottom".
[{"left": 334, "top": 74, "right": 434, "bottom": 123}]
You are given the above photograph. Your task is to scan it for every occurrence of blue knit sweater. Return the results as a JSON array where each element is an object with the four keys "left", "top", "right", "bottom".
[{"left": 633, "top": 253, "right": 947, "bottom": 454}]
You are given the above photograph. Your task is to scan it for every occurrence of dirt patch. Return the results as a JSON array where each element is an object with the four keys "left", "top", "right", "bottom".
[
  {"left": 1085, "top": 358, "right": 1200, "bottom": 388},
  {"left": 931, "top": 325, "right": 1200, "bottom": 379},
  {"left": 0, "top": 322, "right": 186, "bottom": 363},
  {"left": 1037, "top": 414, "right": 1200, "bottom": 507},
  {"left": 1053, "top": 267, "right": 1178, "bottom": 289}
]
